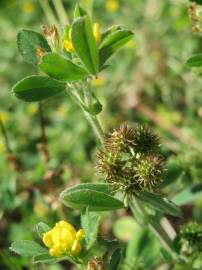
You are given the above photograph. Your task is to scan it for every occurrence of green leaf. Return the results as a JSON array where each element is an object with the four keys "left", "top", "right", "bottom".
[
  {"left": 107, "top": 248, "right": 122, "bottom": 270},
  {"left": 101, "top": 25, "right": 122, "bottom": 40},
  {"left": 81, "top": 208, "right": 101, "bottom": 249},
  {"left": 172, "top": 184, "right": 202, "bottom": 206},
  {"left": 99, "top": 30, "right": 134, "bottom": 67},
  {"left": 186, "top": 54, "right": 202, "bottom": 67},
  {"left": 39, "top": 53, "right": 88, "bottom": 82},
  {"left": 36, "top": 222, "right": 51, "bottom": 238},
  {"left": 33, "top": 254, "right": 67, "bottom": 264},
  {"left": 138, "top": 191, "right": 182, "bottom": 217},
  {"left": 74, "top": 3, "right": 87, "bottom": 18},
  {"left": 60, "top": 184, "right": 124, "bottom": 211},
  {"left": 71, "top": 15, "right": 99, "bottom": 74},
  {"left": 17, "top": 29, "right": 51, "bottom": 65},
  {"left": 12, "top": 75, "right": 66, "bottom": 102},
  {"left": 10, "top": 240, "right": 48, "bottom": 257},
  {"left": 61, "top": 183, "right": 112, "bottom": 194}
]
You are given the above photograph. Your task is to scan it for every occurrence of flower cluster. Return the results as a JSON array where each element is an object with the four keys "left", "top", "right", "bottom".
[
  {"left": 43, "top": 220, "right": 85, "bottom": 257},
  {"left": 96, "top": 124, "right": 165, "bottom": 195},
  {"left": 106, "top": 0, "right": 120, "bottom": 13}
]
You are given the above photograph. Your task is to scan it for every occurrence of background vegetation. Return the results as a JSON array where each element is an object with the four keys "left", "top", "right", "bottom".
[{"left": 1, "top": 0, "right": 202, "bottom": 269}]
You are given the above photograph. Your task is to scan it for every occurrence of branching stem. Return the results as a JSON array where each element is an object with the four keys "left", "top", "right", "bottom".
[
  {"left": 67, "top": 80, "right": 176, "bottom": 257},
  {"left": 129, "top": 197, "right": 174, "bottom": 255}
]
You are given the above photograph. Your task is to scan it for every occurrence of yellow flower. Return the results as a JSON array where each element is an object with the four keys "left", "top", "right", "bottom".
[
  {"left": 63, "top": 26, "right": 75, "bottom": 53},
  {"left": 92, "top": 76, "right": 107, "bottom": 87},
  {"left": 125, "top": 39, "right": 136, "bottom": 49},
  {"left": 27, "top": 104, "right": 38, "bottom": 115},
  {"left": 71, "top": 240, "right": 81, "bottom": 256},
  {"left": 22, "top": 2, "right": 35, "bottom": 14},
  {"left": 63, "top": 40, "right": 75, "bottom": 53},
  {"left": 43, "top": 221, "right": 85, "bottom": 257},
  {"left": 93, "top": 23, "right": 102, "bottom": 44},
  {"left": 76, "top": 229, "right": 85, "bottom": 241},
  {"left": 106, "top": 0, "right": 120, "bottom": 12},
  {"left": 0, "top": 111, "right": 10, "bottom": 124}
]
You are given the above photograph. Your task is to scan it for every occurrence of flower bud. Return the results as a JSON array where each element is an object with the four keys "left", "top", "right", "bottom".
[{"left": 93, "top": 23, "right": 102, "bottom": 44}]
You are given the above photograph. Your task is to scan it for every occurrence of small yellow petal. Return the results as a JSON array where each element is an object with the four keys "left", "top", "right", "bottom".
[
  {"left": 63, "top": 40, "right": 74, "bottom": 53},
  {"left": 92, "top": 76, "right": 107, "bottom": 87},
  {"left": 58, "top": 220, "right": 77, "bottom": 235},
  {"left": 106, "top": 0, "right": 120, "bottom": 12},
  {"left": 0, "top": 111, "right": 10, "bottom": 124},
  {"left": 76, "top": 229, "right": 85, "bottom": 241},
  {"left": 43, "top": 230, "right": 54, "bottom": 248},
  {"left": 51, "top": 226, "right": 62, "bottom": 245},
  {"left": 22, "top": 2, "right": 35, "bottom": 14},
  {"left": 71, "top": 240, "right": 81, "bottom": 256},
  {"left": 49, "top": 245, "right": 64, "bottom": 256},
  {"left": 60, "top": 228, "right": 75, "bottom": 249},
  {"left": 93, "top": 23, "right": 102, "bottom": 44},
  {"left": 26, "top": 104, "right": 38, "bottom": 115}
]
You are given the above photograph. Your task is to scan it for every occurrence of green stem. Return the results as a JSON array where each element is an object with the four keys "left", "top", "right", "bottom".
[
  {"left": 129, "top": 197, "right": 173, "bottom": 254},
  {"left": 67, "top": 83, "right": 105, "bottom": 145},
  {"left": 68, "top": 81, "right": 175, "bottom": 255},
  {"left": 83, "top": 82, "right": 105, "bottom": 144},
  {"left": 83, "top": 111, "right": 105, "bottom": 144},
  {"left": 52, "top": 0, "right": 69, "bottom": 25},
  {"left": 39, "top": 0, "right": 59, "bottom": 27}
]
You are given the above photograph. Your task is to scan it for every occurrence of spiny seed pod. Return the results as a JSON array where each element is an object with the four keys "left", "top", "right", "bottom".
[
  {"left": 96, "top": 150, "right": 122, "bottom": 180},
  {"left": 135, "top": 155, "right": 165, "bottom": 189},
  {"left": 179, "top": 222, "right": 202, "bottom": 253},
  {"left": 105, "top": 123, "right": 135, "bottom": 152},
  {"left": 96, "top": 124, "right": 165, "bottom": 195},
  {"left": 133, "top": 125, "right": 160, "bottom": 154}
]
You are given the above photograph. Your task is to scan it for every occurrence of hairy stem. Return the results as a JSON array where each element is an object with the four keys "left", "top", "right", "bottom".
[
  {"left": 39, "top": 0, "right": 58, "bottom": 27},
  {"left": 67, "top": 83, "right": 105, "bottom": 144},
  {"left": 68, "top": 81, "right": 176, "bottom": 253},
  {"left": 52, "top": 0, "right": 69, "bottom": 26},
  {"left": 83, "top": 111, "right": 105, "bottom": 144},
  {"left": 129, "top": 197, "right": 173, "bottom": 254}
]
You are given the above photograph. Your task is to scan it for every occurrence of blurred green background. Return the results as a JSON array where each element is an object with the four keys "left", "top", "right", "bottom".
[{"left": 1, "top": 0, "right": 202, "bottom": 269}]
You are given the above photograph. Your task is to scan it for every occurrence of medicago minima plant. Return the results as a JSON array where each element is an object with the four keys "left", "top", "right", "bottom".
[{"left": 9, "top": 2, "right": 202, "bottom": 270}]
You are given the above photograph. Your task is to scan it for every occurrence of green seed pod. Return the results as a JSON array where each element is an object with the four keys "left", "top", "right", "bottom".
[
  {"left": 133, "top": 125, "right": 160, "bottom": 154},
  {"left": 96, "top": 124, "right": 165, "bottom": 195},
  {"left": 135, "top": 154, "right": 165, "bottom": 189},
  {"left": 105, "top": 123, "right": 135, "bottom": 153},
  {"left": 96, "top": 150, "right": 122, "bottom": 180}
]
